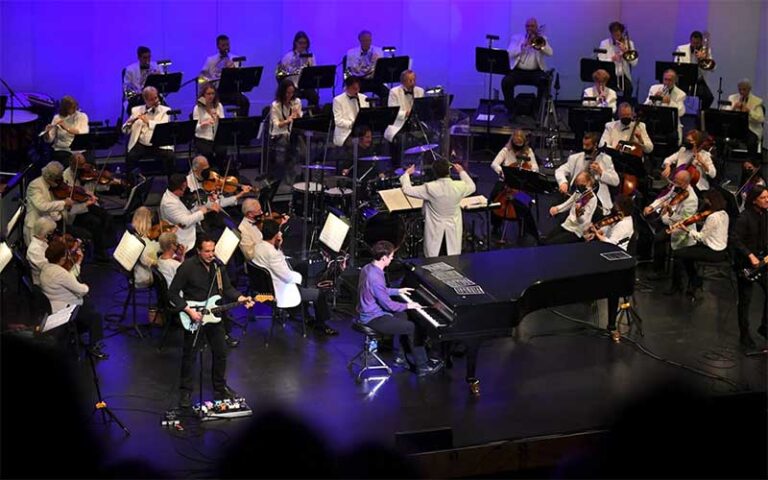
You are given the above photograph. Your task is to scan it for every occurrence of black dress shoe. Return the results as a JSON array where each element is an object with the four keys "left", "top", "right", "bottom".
[
  {"left": 757, "top": 324, "right": 767, "bottom": 339},
  {"left": 214, "top": 385, "right": 239, "bottom": 400},
  {"left": 224, "top": 334, "right": 240, "bottom": 348},
  {"left": 179, "top": 391, "right": 192, "bottom": 409},
  {"left": 417, "top": 359, "right": 444, "bottom": 377},
  {"left": 87, "top": 345, "right": 109, "bottom": 360}
]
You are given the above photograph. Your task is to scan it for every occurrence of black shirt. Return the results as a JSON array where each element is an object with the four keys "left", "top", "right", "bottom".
[
  {"left": 168, "top": 255, "right": 242, "bottom": 310},
  {"left": 731, "top": 207, "right": 768, "bottom": 265}
]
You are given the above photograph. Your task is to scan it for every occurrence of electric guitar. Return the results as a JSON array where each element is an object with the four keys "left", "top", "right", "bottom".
[
  {"left": 741, "top": 253, "right": 768, "bottom": 282},
  {"left": 179, "top": 294, "right": 273, "bottom": 332}
]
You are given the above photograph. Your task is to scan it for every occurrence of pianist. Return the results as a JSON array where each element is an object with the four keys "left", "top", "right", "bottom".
[{"left": 357, "top": 241, "right": 443, "bottom": 376}]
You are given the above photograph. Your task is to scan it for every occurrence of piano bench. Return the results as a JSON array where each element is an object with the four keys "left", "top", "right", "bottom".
[{"left": 348, "top": 321, "right": 392, "bottom": 383}]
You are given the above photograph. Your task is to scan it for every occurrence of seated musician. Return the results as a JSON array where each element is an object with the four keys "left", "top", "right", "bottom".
[
  {"left": 123, "top": 46, "right": 162, "bottom": 114},
  {"left": 731, "top": 186, "right": 768, "bottom": 350},
  {"left": 168, "top": 234, "right": 255, "bottom": 408},
  {"left": 400, "top": 160, "right": 476, "bottom": 258},
  {"left": 200, "top": 34, "right": 249, "bottom": 117},
  {"left": 582, "top": 69, "right": 617, "bottom": 114},
  {"left": 384, "top": 69, "right": 425, "bottom": 165},
  {"left": 585, "top": 194, "right": 635, "bottom": 251},
  {"left": 501, "top": 17, "right": 553, "bottom": 119},
  {"left": 489, "top": 129, "right": 538, "bottom": 238},
  {"left": 27, "top": 217, "right": 78, "bottom": 285},
  {"left": 668, "top": 190, "right": 729, "bottom": 298},
  {"left": 130, "top": 206, "right": 161, "bottom": 288},
  {"left": 725, "top": 79, "right": 764, "bottom": 156},
  {"left": 556, "top": 132, "right": 619, "bottom": 218},
  {"left": 346, "top": 30, "right": 388, "bottom": 101},
  {"left": 333, "top": 76, "right": 369, "bottom": 148},
  {"left": 600, "top": 102, "right": 654, "bottom": 155},
  {"left": 122, "top": 86, "right": 175, "bottom": 179},
  {"left": 645, "top": 69, "right": 686, "bottom": 145},
  {"left": 160, "top": 173, "right": 219, "bottom": 254},
  {"left": 340, "top": 126, "right": 381, "bottom": 175},
  {"left": 543, "top": 171, "right": 597, "bottom": 245},
  {"left": 661, "top": 129, "right": 716, "bottom": 192},
  {"left": 253, "top": 220, "right": 338, "bottom": 336},
  {"left": 40, "top": 240, "right": 108, "bottom": 359},
  {"left": 42, "top": 96, "right": 89, "bottom": 163},
  {"left": 643, "top": 170, "right": 699, "bottom": 276},
  {"left": 278, "top": 31, "right": 318, "bottom": 107},
  {"left": 193, "top": 82, "right": 227, "bottom": 169},
  {"left": 739, "top": 160, "right": 765, "bottom": 209},
  {"left": 674, "top": 31, "right": 715, "bottom": 110},
  {"left": 238, "top": 198, "right": 290, "bottom": 262},
  {"left": 597, "top": 21, "right": 638, "bottom": 100},
  {"left": 270, "top": 78, "right": 303, "bottom": 186},
  {"left": 357, "top": 240, "right": 443, "bottom": 376},
  {"left": 157, "top": 231, "right": 184, "bottom": 288}
]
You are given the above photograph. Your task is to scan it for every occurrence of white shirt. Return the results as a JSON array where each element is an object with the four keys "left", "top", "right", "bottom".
[
  {"left": 346, "top": 45, "right": 383, "bottom": 78},
  {"left": 597, "top": 38, "right": 638, "bottom": 80},
  {"left": 687, "top": 210, "right": 728, "bottom": 251},
  {"left": 384, "top": 85, "right": 425, "bottom": 142},
  {"left": 599, "top": 216, "right": 634, "bottom": 250},
  {"left": 27, "top": 237, "right": 49, "bottom": 285},
  {"left": 252, "top": 241, "right": 302, "bottom": 309},
  {"left": 491, "top": 146, "right": 539, "bottom": 175},
  {"left": 193, "top": 103, "right": 224, "bottom": 141},
  {"left": 552, "top": 192, "right": 598, "bottom": 238},
  {"left": 201, "top": 52, "right": 243, "bottom": 82},
  {"left": 269, "top": 99, "right": 302, "bottom": 137},
  {"left": 507, "top": 33, "right": 553, "bottom": 71},
  {"left": 662, "top": 148, "right": 716, "bottom": 191},
  {"left": 23, "top": 177, "right": 66, "bottom": 246},
  {"left": 649, "top": 185, "right": 699, "bottom": 250},
  {"left": 123, "top": 61, "right": 162, "bottom": 95},
  {"left": 238, "top": 217, "right": 263, "bottom": 262},
  {"left": 159, "top": 189, "right": 205, "bottom": 252},
  {"left": 332, "top": 92, "right": 369, "bottom": 147},
  {"left": 278, "top": 50, "right": 316, "bottom": 87},
  {"left": 725, "top": 93, "right": 765, "bottom": 143},
  {"left": 43, "top": 112, "right": 89, "bottom": 152},
  {"left": 134, "top": 235, "right": 158, "bottom": 288},
  {"left": 40, "top": 263, "right": 89, "bottom": 313},
  {"left": 121, "top": 104, "right": 173, "bottom": 151},
  {"left": 582, "top": 86, "right": 617, "bottom": 114},
  {"left": 556, "top": 151, "right": 620, "bottom": 213},
  {"left": 185, "top": 171, "right": 238, "bottom": 209},
  {"left": 157, "top": 257, "right": 180, "bottom": 288},
  {"left": 600, "top": 119, "right": 654, "bottom": 154}
]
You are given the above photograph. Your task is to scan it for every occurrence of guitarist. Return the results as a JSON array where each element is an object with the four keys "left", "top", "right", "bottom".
[
  {"left": 169, "top": 234, "right": 255, "bottom": 408},
  {"left": 731, "top": 186, "right": 768, "bottom": 350}
]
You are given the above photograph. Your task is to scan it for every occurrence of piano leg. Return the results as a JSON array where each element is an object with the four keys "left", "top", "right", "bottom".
[{"left": 464, "top": 340, "right": 482, "bottom": 395}]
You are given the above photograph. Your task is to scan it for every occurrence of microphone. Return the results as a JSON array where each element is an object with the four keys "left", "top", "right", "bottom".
[
  {"left": 486, "top": 34, "right": 500, "bottom": 41},
  {"left": 167, "top": 109, "right": 182, "bottom": 116},
  {"left": 232, "top": 56, "right": 246, "bottom": 63},
  {"left": 593, "top": 48, "right": 607, "bottom": 54},
  {"left": 554, "top": 73, "right": 560, "bottom": 91},
  {"left": 582, "top": 96, "right": 597, "bottom": 102}
]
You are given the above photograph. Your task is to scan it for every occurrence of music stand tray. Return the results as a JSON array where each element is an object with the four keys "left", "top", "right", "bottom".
[
  {"left": 579, "top": 58, "right": 618, "bottom": 91},
  {"left": 501, "top": 167, "right": 558, "bottom": 194},
  {"left": 70, "top": 129, "right": 120, "bottom": 151},
  {"left": 146, "top": 72, "right": 182, "bottom": 95},
  {"left": 475, "top": 47, "right": 510, "bottom": 75},
  {"left": 149, "top": 120, "right": 197, "bottom": 148},
  {"left": 214, "top": 117, "right": 260, "bottom": 147},
  {"left": 373, "top": 57, "right": 410, "bottom": 85},
  {"left": 702, "top": 109, "right": 750, "bottom": 141},
  {"left": 635, "top": 104, "right": 677, "bottom": 137},
  {"left": 219, "top": 66, "right": 263, "bottom": 95},
  {"left": 352, "top": 107, "right": 400, "bottom": 133},
  {"left": 655, "top": 61, "right": 697, "bottom": 94},
  {"left": 568, "top": 107, "right": 613, "bottom": 141},
  {"left": 411, "top": 95, "right": 452, "bottom": 124},
  {"left": 292, "top": 114, "right": 333, "bottom": 133},
  {"left": 297, "top": 65, "right": 337, "bottom": 91},
  {"left": 599, "top": 147, "right": 647, "bottom": 178}
]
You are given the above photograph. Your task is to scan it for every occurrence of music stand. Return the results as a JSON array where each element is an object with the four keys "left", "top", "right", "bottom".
[
  {"left": 0, "top": 95, "right": 7, "bottom": 118},
  {"left": 579, "top": 58, "right": 618, "bottom": 91},
  {"left": 702, "top": 109, "right": 750, "bottom": 168},
  {"left": 475, "top": 47, "right": 510, "bottom": 148},
  {"left": 145, "top": 72, "right": 182, "bottom": 97},
  {"left": 70, "top": 129, "right": 120, "bottom": 152},
  {"left": 297, "top": 65, "right": 337, "bottom": 99},
  {"left": 568, "top": 107, "right": 613, "bottom": 142},
  {"left": 635, "top": 104, "right": 677, "bottom": 138},
  {"left": 219, "top": 67, "right": 263, "bottom": 113},
  {"left": 214, "top": 116, "right": 260, "bottom": 167},
  {"left": 106, "top": 230, "right": 147, "bottom": 338},
  {"left": 372, "top": 56, "right": 410, "bottom": 89},
  {"left": 150, "top": 120, "right": 196, "bottom": 164},
  {"left": 655, "top": 61, "right": 697, "bottom": 95}
]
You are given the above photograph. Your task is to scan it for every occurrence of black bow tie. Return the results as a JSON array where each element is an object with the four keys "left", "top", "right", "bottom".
[
  {"left": 140, "top": 65, "right": 149, "bottom": 70},
  {"left": 220, "top": 54, "right": 229, "bottom": 59},
  {"left": 404, "top": 91, "right": 414, "bottom": 96},
  {"left": 348, "top": 95, "right": 359, "bottom": 101}
]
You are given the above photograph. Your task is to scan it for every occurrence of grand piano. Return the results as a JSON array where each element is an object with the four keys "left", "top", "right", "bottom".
[{"left": 400, "top": 242, "right": 636, "bottom": 394}]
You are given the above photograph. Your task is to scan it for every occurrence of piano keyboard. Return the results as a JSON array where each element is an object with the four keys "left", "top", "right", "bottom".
[{"left": 398, "top": 294, "right": 445, "bottom": 329}]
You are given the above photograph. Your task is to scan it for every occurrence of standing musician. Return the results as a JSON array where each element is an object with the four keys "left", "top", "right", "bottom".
[
  {"left": 122, "top": 86, "right": 175, "bottom": 179},
  {"left": 200, "top": 34, "right": 249, "bottom": 117},
  {"left": 123, "top": 46, "right": 162, "bottom": 113},
  {"left": 597, "top": 22, "right": 638, "bottom": 100},
  {"left": 384, "top": 69, "right": 425, "bottom": 164},
  {"left": 270, "top": 78, "right": 303, "bottom": 186},
  {"left": 600, "top": 103, "right": 654, "bottom": 155},
  {"left": 193, "top": 83, "right": 226, "bottom": 169},
  {"left": 332, "top": 76, "right": 369, "bottom": 147},
  {"left": 643, "top": 170, "right": 699, "bottom": 275},
  {"left": 725, "top": 79, "right": 764, "bottom": 156},
  {"left": 400, "top": 159, "right": 476, "bottom": 258},
  {"left": 168, "top": 234, "right": 255, "bottom": 408},
  {"left": 543, "top": 171, "right": 598, "bottom": 245},
  {"left": 160, "top": 173, "right": 220, "bottom": 254},
  {"left": 661, "top": 129, "right": 716, "bottom": 191},
  {"left": 556, "top": 132, "right": 619, "bottom": 217},
  {"left": 731, "top": 186, "right": 768, "bottom": 349},
  {"left": 42, "top": 96, "right": 89, "bottom": 163},
  {"left": 501, "top": 17, "right": 554, "bottom": 119},
  {"left": 645, "top": 69, "right": 686, "bottom": 145},
  {"left": 674, "top": 31, "right": 715, "bottom": 110},
  {"left": 278, "top": 31, "right": 318, "bottom": 107},
  {"left": 346, "top": 30, "right": 388, "bottom": 101},
  {"left": 489, "top": 129, "right": 538, "bottom": 238},
  {"left": 667, "top": 190, "right": 729, "bottom": 298},
  {"left": 582, "top": 69, "right": 617, "bottom": 114}
]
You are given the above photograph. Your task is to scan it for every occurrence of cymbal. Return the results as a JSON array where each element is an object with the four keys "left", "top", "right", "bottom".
[
  {"left": 404, "top": 143, "right": 439, "bottom": 155},
  {"left": 394, "top": 167, "right": 424, "bottom": 176},
  {"left": 359, "top": 155, "right": 391, "bottom": 161},
  {"left": 301, "top": 164, "right": 335, "bottom": 170}
]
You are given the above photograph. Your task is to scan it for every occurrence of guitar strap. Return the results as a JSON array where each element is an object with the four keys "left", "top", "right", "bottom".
[{"left": 216, "top": 268, "right": 224, "bottom": 295}]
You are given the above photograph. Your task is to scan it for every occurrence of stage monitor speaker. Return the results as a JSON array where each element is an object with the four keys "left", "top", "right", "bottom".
[{"left": 395, "top": 426, "right": 453, "bottom": 455}]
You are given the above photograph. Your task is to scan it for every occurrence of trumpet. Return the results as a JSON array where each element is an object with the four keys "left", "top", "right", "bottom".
[
  {"left": 621, "top": 30, "right": 638, "bottom": 62},
  {"left": 527, "top": 24, "right": 546, "bottom": 50},
  {"left": 698, "top": 31, "right": 716, "bottom": 71}
]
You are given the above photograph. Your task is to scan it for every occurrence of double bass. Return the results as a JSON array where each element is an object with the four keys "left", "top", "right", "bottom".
[
  {"left": 616, "top": 114, "right": 645, "bottom": 195},
  {"left": 492, "top": 153, "right": 533, "bottom": 221}
]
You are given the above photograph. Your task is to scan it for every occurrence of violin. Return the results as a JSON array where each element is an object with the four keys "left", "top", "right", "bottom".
[
  {"left": 50, "top": 182, "right": 91, "bottom": 203},
  {"left": 575, "top": 189, "right": 595, "bottom": 217},
  {"left": 147, "top": 220, "right": 178, "bottom": 240},
  {"left": 254, "top": 211, "right": 289, "bottom": 229},
  {"left": 202, "top": 171, "right": 252, "bottom": 195},
  {"left": 78, "top": 162, "right": 129, "bottom": 187},
  {"left": 51, "top": 233, "right": 84, "bottom": 272},
  {"left": 666, "top": 209, "right": 713, "bottom": 234}
]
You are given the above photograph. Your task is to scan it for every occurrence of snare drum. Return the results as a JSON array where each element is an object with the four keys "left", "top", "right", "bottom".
[
  {"left": 362, "top": 211, "right": 405, "bottom": 248},
  {"left": 291, "top": 181, "right": 323, "bottom": 219},
  {"left": 324, "top": 187, "right": 352, "bottom": 214}
]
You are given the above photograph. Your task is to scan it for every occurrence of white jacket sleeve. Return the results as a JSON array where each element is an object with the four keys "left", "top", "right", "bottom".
[
  {"left": 458, "top": 171, "right": 476, "bottom": 197},
  {"left": 399, "top": 173, "right": 430, "bottom": 199},
  {"left": 268, "top": 251, "right": 302, "bottom": 285}
]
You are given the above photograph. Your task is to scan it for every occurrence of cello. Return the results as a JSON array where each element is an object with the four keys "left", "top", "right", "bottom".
[
  {"left": 616, "top": 113, "right": 645, "bottom": 195},
  {"left": 492, "top": 153, "right": 533, "bottom": 221}
]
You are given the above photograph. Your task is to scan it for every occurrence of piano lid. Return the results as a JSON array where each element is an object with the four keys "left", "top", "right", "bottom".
[{"left": 406, "top": 243, "right": 636, "bottom": 307}]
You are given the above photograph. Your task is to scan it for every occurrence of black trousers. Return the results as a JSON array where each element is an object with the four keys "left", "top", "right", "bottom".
[
  {"left": 126, "top": 143, "right": 176, "bottom": 178},
  {"left": 367, "top": 312, "right": 428, "bottom": 367},
  {"left": 617, "top": 75, "right": 634, "bottom": 102},
  {"left": 73, "top": 205, "right": 114, "bottom": 257},
  {"left": 694, "top": 78, "right": 714, "bottom": 110},
  {"left": 652, "top": 229, "right": 672, "bottom": 272},
  {"left": 501, "top": 68, "right": 549, "bottom": 117},
  {"left": 51, "top": 150, "right": 73, "bottom": 163},
  {"left": 195, "top": 138, "right": 228, "bottom": 172},
  {"left": 76, "top": 297, "right": 104, "bottom": 345},
  {"left": 737, "top": 270, "right": 768, "bottom": 336},
  {"left": 671, "top": 244, "right": 728, "bottom": 288},
  {"left": 542, "top": 226, "right": 582, "bottom": 245},
  {"left": 219, "top": 92, "right": 249, "bottom": 118},
  {"left": 180, "top": 322, "right": 228, "bottom": 395}
]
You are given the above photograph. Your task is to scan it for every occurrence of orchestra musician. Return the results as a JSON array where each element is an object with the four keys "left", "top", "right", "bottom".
[
  {"left": 270, "top": 78, "right": 304, "bottom": 186},
  {"left": 661, "top": 129, "right": 716, "bottom": 191},
  {"left": 278, "top": 31, "right": 318, "bottom": 107},
  {"left": 556, "top": 132, "right": 619, "bottom": 217},
  {"left": 582, "top": 69, "right": 617, "bottom": 114},
  {"left": 667, "top": 190, "right": 729, "bottom": 298},
  {"left": 501, "top": 17, "right": 554, "bottom": 119},
  {"left": 383, "top": 69, "right": 425, "bottom": 165},
  {"left": 27, "top": 217, "right": 79, "bottom": 285},
  {"left": 731, "top": 186, "right": 768, "bottom": 350},
  {"left": 160, "top": 173, "right": 219, "bottom": 254},
  {"left": 239, "top": 198, "right": 288, "bottom": 262},
  {"left": 400, "top": 159, "right": 476, "bottom": 258},
  {"left": 585, "top": 194, "right": 635, "bottom": 251},
  {"left": 543, "top": 171, "right": 598, "bottom": 245},
  {"left": 674, "top": 31, "right": 715, "bottom": 110},
  {"left": 739, "top": 160, "right": 765, "bottom": 210},
  {"left": 168, "top": 234, "right": 255, "bottom": 408},
  {"left": 253, "top": 220, "right": 338, "bottom": 336},
  {"left": 346, "top": 30, "right": 388, "bottom": 101},
  {"left": 42, "top": 96, "right": 89, "bottom": 163},
  {"left": 123, "top": 46, "right": 162, "bottom": 114},
  {"left": 200, "top": 34, "right": 249, "bottom": 117},
  {"left": 725, "top": 79, "right": 765, "bottom": 156},
  {"left": 599, "top": 103, "right": 654, "bottom": 155},
  {"left": 193, "top": 82, "right": 227, "bottom": 169},
  {"left": 340, "top": 126, "right": 383, "bottom": 178},
  {"left": 157, "top": 231, "right": 184, "bottom": 288},
  {"left": 130, "top": 206, "right": 161, "bottom": 289},
  {"left": 332, "top": 76, "right": 369, "bottom": 147},
  {"left": 357, "top": 240, "right": 443, "bottom": 376},
  {"left": 645, "top": 69, "right": 686, "bottom": 145},
  {"left": 122, "top": 86, "right": 175, "bottom": 179},
  {"left": 597, "top": 22, "right": 638, "bottom": 100}
]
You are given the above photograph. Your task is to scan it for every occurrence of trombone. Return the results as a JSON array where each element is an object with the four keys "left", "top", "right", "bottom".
[
  {"left": 529, "top": 24, "right": 547, "bottom": 50},
  {"left": 621, "top": 30, "right": 638, "bottom": 62},
  {"left": 698, "top": 31, "right": 716, "bottom": 71}
]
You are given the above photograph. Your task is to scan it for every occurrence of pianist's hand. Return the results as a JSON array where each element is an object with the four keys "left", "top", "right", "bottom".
[
  {"left": 398, "top": 287, "right": 414, "bottom": 295},
  {"left": 406, "top": 302, "right": 422, "bottom": 310}
]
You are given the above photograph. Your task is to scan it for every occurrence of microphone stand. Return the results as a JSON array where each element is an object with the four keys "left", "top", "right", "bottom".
[
  {"left": 0, "top": 77, "right": 28, "bottom": 124},
  {"left": 716, "top": 76, "right": 723, "bottom": 109}
]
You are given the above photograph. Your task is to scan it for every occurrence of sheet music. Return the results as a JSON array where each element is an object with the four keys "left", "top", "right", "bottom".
[
  {"left": 431, "top": 269, "right": 464, "bottom": 281},
  {"left": 319, "top": 213, "right": 350, "bottom": 253},
  {"left": 453, "top": 285, "right": 485, "bottom": 295},
  {"left": 421, "top": 262, "right": 453, "bottom": 272},
  {"left": 460, "top": 195, "right": 489, "bottom": 209},
  {"left": 112, "top": 231, "right": 145, "bottom": 272},
  {"left": 6, "top": 206, "right": 23, "bottom": 236},
  {"left": 378, "top": 188, "right": 423, "bottom": 212},
  {"left": 41, "top": 304, "right": 77, "bottom": 333},
  {"left": 215, "top": 228, "right": 241, "bottom": 265},
  {"left": 0, "top": 242, "right": 11, "bottom": 274}
]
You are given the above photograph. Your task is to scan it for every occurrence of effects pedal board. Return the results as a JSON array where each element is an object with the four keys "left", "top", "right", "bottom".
[{"left": 193, "top": 397, "right": 253, "bottom": 420}]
